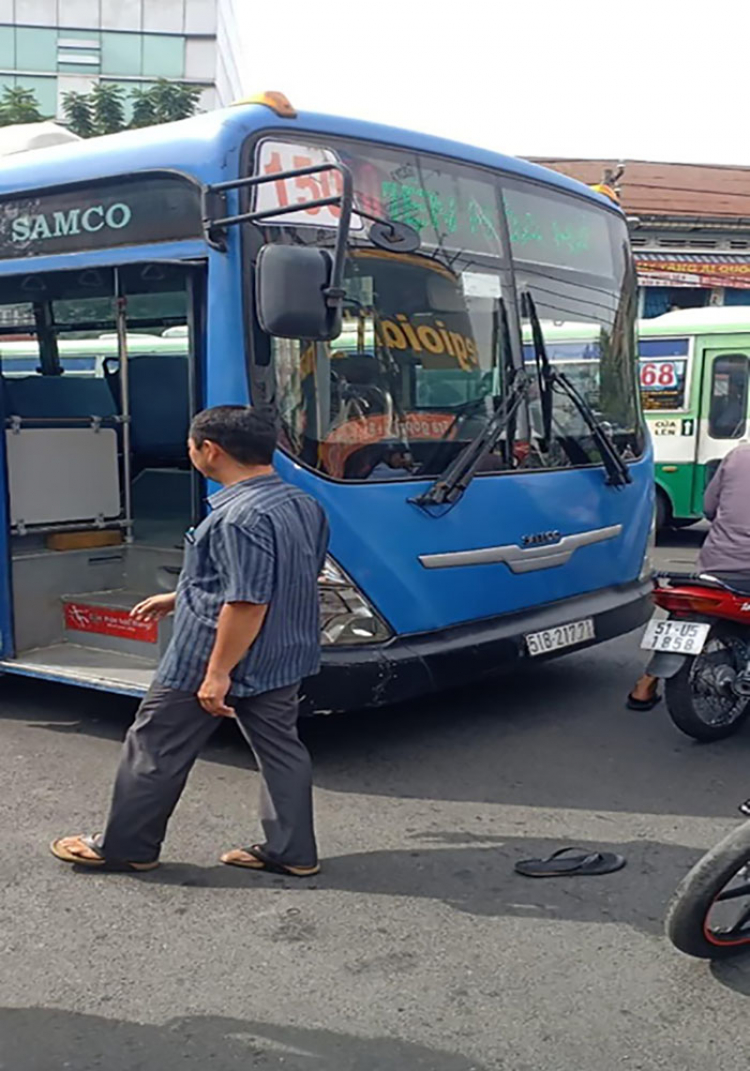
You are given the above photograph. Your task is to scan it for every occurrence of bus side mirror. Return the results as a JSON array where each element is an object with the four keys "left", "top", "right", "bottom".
[{"left": 255, "top": 245, "right": 343, "bottom": 342}]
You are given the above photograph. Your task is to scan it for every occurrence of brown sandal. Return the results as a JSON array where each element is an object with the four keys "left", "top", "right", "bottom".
[
  {"left": 220, "top": 844, "right": 320, "bottom": 877},
  {"left": 50, "top": 834, "right": 159, "bottom": 872}
]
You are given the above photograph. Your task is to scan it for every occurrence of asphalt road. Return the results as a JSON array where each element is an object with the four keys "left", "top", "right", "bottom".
[{"left": 3, "top": 523, "right": 750, "bottom": 1071}]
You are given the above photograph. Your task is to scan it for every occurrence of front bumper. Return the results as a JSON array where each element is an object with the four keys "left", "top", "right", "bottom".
[{"left": 302, "top": 578, "right": 653, "bottom": 713}]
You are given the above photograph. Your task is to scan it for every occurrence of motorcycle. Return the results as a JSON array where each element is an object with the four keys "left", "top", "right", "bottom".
[
  {"left": 667, "top": 801, "right": 750, "bottom": 959},
  {"left": 641, "top": 572, "right": 750, "bottom": 741}
]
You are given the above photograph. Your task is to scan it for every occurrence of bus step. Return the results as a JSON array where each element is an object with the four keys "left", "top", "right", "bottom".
[
  {"left": 61, "top": 589, "right": 171, "bottom": 661},
  {"left": 0, "top": 643, "right": 155, "bottom": 697}
]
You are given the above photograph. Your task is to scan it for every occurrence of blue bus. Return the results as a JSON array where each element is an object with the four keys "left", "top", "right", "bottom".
[{"left": 0, "top": 92, "right": 653, "bottom": 711}]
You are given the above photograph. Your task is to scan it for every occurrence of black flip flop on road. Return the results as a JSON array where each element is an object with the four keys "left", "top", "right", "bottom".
[
  {"left": 626, "top": 692, "right": 662, "bottom": 711},
  {"left": 514, "top": 846, "right": 627, "bottom": 878}
]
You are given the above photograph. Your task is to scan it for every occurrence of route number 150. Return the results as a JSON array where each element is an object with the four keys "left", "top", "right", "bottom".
[{"left": 254, "top": 140, "right": 362, "bottom": 230}]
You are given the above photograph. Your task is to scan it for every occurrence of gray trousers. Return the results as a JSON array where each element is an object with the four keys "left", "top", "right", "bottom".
[{"left": 96, "top": 682, "right": 317, "bottom": 867}]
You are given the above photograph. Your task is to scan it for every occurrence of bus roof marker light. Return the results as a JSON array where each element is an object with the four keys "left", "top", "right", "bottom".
[
  {"left": 235, "top": 92, "right": 297, "bottom": 118},
  {"left": 590, "top": 183, "right": 619, "bottom": 205}
]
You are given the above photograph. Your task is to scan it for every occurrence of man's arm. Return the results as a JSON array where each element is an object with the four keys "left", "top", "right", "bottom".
[
  {"left": 703, "top": 458, "right": 727, "bottom": 521},
  {"left": 198, "top": 602, "right": 268, "bottom": 717},
  {"left": 198, "top": 516, "right": 276, "bottom": 717}
]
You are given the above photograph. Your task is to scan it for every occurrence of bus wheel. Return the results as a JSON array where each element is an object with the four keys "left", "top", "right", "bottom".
[{"left": 655, "top": 489, "right": 671, "bottom": 531}]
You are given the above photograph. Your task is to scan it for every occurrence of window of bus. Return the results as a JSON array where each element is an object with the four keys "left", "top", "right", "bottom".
[
  {"left": 0, "top": 268, "right": 189, "bottom": 382},
  {"left": 709, "top": 354, "right": 749, "bottom": 439},
  {"left": 0, "top": 293, "right": 116, "bottom": 381},
  {"left": 638, "top": 339, "right": 690, "bottom": 412},
  {"left": 255, "top": 140, "right": 513, "bottom": 481},
  {"left": 507, "top": 180, "right": 644, "bottom": 469},
  {"left": 249, "top": 138, "right": 643, "bottom": 480}
]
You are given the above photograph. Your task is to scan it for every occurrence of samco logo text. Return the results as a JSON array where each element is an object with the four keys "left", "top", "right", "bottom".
[{"left": 11, "top": 202, "right": 133, "bottom": 244}]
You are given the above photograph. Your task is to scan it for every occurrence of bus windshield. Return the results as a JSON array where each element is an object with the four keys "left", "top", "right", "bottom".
[{"left": 255, "top": 138, "right": 643, "bottom": 481}]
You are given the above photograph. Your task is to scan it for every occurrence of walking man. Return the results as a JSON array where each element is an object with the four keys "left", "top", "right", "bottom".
[{"left": 52, "top": 405, "right": 329, "bottom": 876}]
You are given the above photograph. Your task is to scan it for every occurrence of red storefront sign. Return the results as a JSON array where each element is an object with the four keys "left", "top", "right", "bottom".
[
  {"left": 636, "top": 257, "right": 750, "bottom": 290},
  {"left": 64, "top": 602, "right": 158, "bottom": 643}
]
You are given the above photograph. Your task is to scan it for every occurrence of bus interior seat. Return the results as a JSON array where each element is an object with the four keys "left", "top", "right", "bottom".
[
  {"left": 335, "top": 353, "right": 383, "bottom": 386},
  {"left": 129, "top": 355, "right": 190, "bottom": 468},
  {"left": 106, "top": 354, "right": 190, "bottom": 469},
  {"left": 2, "top": 375, "right": 118, "bottom": 419},
  {"left": 343, "top": 442, "right": 388, "bottom": 480},
  {"left": 334, "top": 354, "right": 391, "bottom": 416}
]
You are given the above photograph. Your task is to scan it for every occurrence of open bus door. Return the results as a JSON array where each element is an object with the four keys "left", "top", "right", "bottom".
[
  {"left": 0, "top": 261, "right": 204, "bottom": 695},
  {"left": 695, "top": 348, "right": 750, "bottom": 510},
  {"left": 0, "top": 379, "right": 13, "bottom": 659}
]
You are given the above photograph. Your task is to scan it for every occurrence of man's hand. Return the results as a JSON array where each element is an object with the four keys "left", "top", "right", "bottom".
[
  {"left": 200, "top": 602, "right": 268, "bottom": 719},
  {"left": 198, "top": 670, "right": 236, "bottom": 718},
  {"left": 130, "top": 592, "right": 176, "bottom": 622}
]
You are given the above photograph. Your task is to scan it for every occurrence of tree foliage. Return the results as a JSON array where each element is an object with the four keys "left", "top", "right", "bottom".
[
  {"left": 55, "top": 79, "right": 201, "bottom": 137},
  {"left": 147, "top": 79, "right": 202, "bottom": 124},
  {"left": 129, "top": 86, "right": 157, "bottom": 130},
  {"left": 0, "top": 86, "right": 44, "bottom": 126},
  {"left": 61, "top": 91, "right": 95, "bottom": 138},
  {"left": 89, "top": 82, "right": 126, "bottom": 135}
]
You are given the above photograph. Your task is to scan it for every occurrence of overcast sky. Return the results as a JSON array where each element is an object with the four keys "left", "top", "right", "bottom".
[{"left": 235, "top": 0, "right": 749, "bottom": 166}]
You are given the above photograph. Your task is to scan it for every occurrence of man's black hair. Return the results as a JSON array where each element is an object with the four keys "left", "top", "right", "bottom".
[{"left": 189, "top": 405, "right": 278, "bottom": 465}]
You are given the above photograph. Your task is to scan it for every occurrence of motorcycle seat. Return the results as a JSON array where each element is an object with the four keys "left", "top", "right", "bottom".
[{"left": 698, "top": 572, "right": 750, "bottom": 596}]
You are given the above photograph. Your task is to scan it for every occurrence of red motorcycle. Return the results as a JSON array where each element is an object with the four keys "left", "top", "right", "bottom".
[
  {"left": 667, "top": 800, "right": 750, "bottom": 958},
  {"left": 641, "top": 572, "right": 750, "bottom": 741}
]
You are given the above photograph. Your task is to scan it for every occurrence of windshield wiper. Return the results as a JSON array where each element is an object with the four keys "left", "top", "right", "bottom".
[
  {"left": 497, "top": 294, "right": 518, "bottom": 462},
  {"left": 411, "top": 367, "right": 531, "bottom": 508},
  {"left": 521, "top": 291, "right": 632, "bottom": 488},
  {"left": 412, "top": 297, "right": 522, "bottom": 509},
  {"left": 415, "top": 394, "right": 491, "bottom": 478}
]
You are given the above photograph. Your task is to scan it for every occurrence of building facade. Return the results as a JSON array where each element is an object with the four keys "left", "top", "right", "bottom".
[
  {"left": 534, "top": 158, "right": 750, "bottom": 318},
  {"left": 0, "top": 0, "right": 243, "bottom": 122}
]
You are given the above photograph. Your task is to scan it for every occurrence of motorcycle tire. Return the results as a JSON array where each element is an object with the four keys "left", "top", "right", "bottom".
[
  {"left": 666, "top": 819, "right": 750, "bottom": 959},
  {"left": 664, "top": 635, "right": 750, "bottom": 742}
]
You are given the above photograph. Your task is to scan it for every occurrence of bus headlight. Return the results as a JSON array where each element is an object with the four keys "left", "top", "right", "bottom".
[
  {"left": 318, "top": 556, "right": 392, "bottom": 646},
  {"left": 639, "top": 510, "right": 657, "bottom": 581}
]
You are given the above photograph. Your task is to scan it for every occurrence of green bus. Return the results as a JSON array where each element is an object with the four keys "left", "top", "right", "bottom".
[
  {"left": 524, "top": 308, "right": 750, "bottom": 529},
  {"left": 639, "top": 307, "right": 750, "bottom": 529}
]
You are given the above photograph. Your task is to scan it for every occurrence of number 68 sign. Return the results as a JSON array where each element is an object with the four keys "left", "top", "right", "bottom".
[
  {"left": 253, "top": 140, "right": 363, "bottom": 230},
  {"left": 638, "top": 359, "right": 685, "bottom": 390}
]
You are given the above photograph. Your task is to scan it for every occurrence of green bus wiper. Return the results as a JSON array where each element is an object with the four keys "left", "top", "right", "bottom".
[
  {"left": 411, "top": 367, "right": 532, "bottom": 509},
  {"left": 522, "top": 291, "right": 632, "bottom": 488}
]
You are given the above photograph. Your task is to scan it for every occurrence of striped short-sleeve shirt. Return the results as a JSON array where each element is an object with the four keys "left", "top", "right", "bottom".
[{"left": 156, "top": 474, "right": 329, "bottom": 697}]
